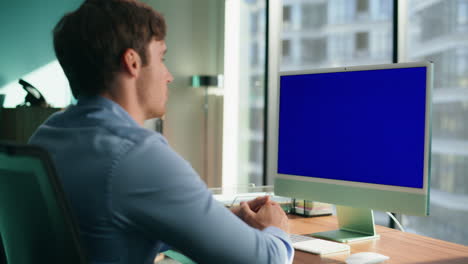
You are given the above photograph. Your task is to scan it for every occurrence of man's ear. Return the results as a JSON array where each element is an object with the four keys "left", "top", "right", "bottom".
[{"left": 121, "top": 48, "right": 141, "bottom": 77}]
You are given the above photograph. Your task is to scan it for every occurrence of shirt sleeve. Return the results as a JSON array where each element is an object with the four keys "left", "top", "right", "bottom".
[{"left": 110, "top": 134, "right": 294, "bottom": 264}]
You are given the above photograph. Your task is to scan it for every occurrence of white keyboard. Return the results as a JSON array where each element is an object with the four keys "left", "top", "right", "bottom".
[{"left": 289, "top": 234, "right": 350, "bottom": 255}]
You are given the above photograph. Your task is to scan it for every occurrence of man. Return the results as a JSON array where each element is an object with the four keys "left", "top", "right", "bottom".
[{"left": 29, "top": 0, "right": 293, "bottom": 263}]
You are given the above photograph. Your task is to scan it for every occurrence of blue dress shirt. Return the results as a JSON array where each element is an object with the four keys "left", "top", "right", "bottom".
[{"left": 29, "top": 96, "right": 293, "bottom": 264}]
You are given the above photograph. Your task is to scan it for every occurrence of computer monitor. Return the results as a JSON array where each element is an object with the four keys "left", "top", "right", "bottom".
[{"left": 272, "top": 62, "right": 433, "bottom": 242}]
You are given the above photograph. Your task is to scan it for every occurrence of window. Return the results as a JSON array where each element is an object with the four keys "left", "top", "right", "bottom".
[
  {"left": 251, "top": 42, "right": 259, "bottom": 66},
  {"left": 282, "top": 39, "right": 291, "bottom": 58},
  {"left": 283, "top": 5, "right": 292, "bottom": 30},
  {"left": 0, "top": 60, "right": 72, "bottom": 108},
  {"left": 458, "top": 1, "right": 468, "bottom": 25},
  {"left": 270, "top": 0, "right": 468, "bottom": 244},
  {"left": 283, "top": 5, "right": 291, "bottom": 22},
  {"left": 357, "top": 0, "right": 369, "bottom": 13},
  {"left": 250, "top": 75, "right": 264, "bottom": 98},
  {"left": 401, "top": 0, "right": 468, "bottom": 245},
  {"left": 301, "top": 38, "right": 327, "bottom": 64},
  {"left": 224, "top": 0, "right": 267, "bottom": 187},
  {"left": 301, "top": 3, "right": 327, "bottom": 29},
  {"left": 355, "top": 31, "right": 369, "bottom": 54},
  {"left": 280, "top": 0, "right": 393, "bottom": 70},
  {"left": 250, "top": 11, "right": 259, "bottom": 34}
]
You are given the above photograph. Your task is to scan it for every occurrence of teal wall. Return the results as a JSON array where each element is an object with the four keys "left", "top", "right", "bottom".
[{"left": 0, "top": 0, "right": 82, "bottom": 88}]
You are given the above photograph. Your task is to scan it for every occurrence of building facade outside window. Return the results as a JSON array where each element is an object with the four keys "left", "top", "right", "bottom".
[
  {"left": 401, "top": 0, "right": 468, "bottom": 245},
  {"left": 280, "top": 0, "right": 392, "bottom": 72}
]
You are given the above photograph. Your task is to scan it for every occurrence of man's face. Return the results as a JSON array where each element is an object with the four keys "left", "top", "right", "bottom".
[{"left": 136, "top": 39, "right": 173, "bottom": 119}]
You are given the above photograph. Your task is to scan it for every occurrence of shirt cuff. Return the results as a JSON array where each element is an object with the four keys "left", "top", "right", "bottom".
[{"left": 262, "top": 226, "right": 295, "bottom": 264}]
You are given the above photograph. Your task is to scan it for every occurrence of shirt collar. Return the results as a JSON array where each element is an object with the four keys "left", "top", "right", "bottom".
[{"left": 76, "top": 96, "right": 141, "bottom": 127}]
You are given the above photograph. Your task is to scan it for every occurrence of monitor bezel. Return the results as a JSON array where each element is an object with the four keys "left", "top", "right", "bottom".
[{"left": 273, "top": 62, "right": 433, "bottom": 195}]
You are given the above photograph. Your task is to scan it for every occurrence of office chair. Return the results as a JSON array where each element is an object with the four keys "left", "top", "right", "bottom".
[{"left": 0, "top": 142, "right": 87, "bottom": 264}]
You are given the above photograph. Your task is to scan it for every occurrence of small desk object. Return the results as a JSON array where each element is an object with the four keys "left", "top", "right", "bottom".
[{"left": 289, "top": 215, "right": 468, "bottom": 264}]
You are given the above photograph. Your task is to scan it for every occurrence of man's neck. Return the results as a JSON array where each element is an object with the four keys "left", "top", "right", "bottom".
[{"left": 100, "top": 92, "right": 146, "bottom": 126}]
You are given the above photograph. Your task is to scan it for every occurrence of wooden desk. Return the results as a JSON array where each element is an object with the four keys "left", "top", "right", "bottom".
[{"left": 289, "top": 215, "right": 468, "bottom": 264}]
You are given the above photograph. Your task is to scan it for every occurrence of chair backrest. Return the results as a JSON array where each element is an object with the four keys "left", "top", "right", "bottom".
[{"left": 0, "top": 142, "right": 87, "bottom": 264}]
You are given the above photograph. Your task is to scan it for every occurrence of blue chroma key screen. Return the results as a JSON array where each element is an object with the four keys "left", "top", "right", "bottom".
[{"left": 278, "top": 67, "right": 427, "bottom": 188}]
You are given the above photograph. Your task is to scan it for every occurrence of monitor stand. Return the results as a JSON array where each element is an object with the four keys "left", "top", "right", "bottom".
[{"left": 311, "top": 205, "right": 380, "bottom": 243}]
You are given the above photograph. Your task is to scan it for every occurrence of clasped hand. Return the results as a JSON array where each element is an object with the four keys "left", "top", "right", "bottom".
[{"left": 231, "top": 196, "right": 289, "bottom": 233}]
